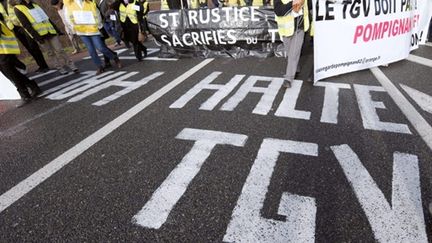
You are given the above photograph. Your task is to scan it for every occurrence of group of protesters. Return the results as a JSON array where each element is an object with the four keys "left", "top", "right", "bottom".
[{"left": 0, "top": 0, "right": 150, "bottom": 107}]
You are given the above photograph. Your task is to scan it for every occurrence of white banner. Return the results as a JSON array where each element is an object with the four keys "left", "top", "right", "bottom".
[{"left": 313, "top": 0, "right": 432, "bottom": 82}]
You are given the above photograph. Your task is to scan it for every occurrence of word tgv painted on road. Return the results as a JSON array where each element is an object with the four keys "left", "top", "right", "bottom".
[{"left": 132, "top": 128, "right": 428, "bottom": 242}]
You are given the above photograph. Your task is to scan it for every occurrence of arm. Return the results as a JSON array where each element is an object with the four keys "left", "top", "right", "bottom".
[{"left": 14, "top": 7, "right": 42, "bottom": 41}]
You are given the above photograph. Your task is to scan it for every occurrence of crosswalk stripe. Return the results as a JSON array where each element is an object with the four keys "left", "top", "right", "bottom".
[{"left": 406, "top": 54, "right": 432, "bottom": 68}]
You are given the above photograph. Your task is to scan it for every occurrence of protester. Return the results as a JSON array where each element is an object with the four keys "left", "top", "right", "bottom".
[
  {"left": 274, "top": 0, "right": 309, "bottom": 88},
  {"left": 113, "top": 0, "right": 147, "bottom": 61},
  {"left": 1, "top": 0, "right": 49, "bottom": 73},
  {"left": 13, "top": 0, "right": 78, "bottom": 75},
  {"left": 63, "top": 0, "right": 122, "bottom": 75},
  {"left": 51, "top": 0, "right": 82, "bottom": 54},
  {"left": 0, "top": 15, "right": 41, "bottom": 107},
  {"left": 138, "top": 0, "right": 149, "bottom": 34},
  {"left": 98, "top": 0, "right": 122, "bottom": 46}
]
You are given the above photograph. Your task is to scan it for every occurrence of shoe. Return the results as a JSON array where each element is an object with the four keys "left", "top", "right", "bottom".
[
  {"left": 96, "top": 66, "right": 105, "bottom": 75},
  {"left": 58, "top": 68, "right": 68, "bottom": 75},
  {"left": 114, "top": 57, "right": 122, "bottom": 68},
  {"left": 16, "top": 97, "right": 32, "bottom": 108},
  {"left": 35, "top": 67, "right": 49, "bottom": 73},
  {"left": 30, "top": 86, "right": 42, "bottom": 98},
  {"left": 17, "top": 67, "right": 27, "bottom": 75},
  {"left": 71, "top": 50, "right": 78, "bottom": 55},
  {"left": 71, "top": 66, "right": 79, "bottom": 73},
  {"left": 282, "top": 80, "right": 291, "bottom": 88}
]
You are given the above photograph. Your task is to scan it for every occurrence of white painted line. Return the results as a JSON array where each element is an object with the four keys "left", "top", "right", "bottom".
[
  {"left": 400, "top": 84, "right": 432, "bottom": 114},
  {"left": 406, "top": 54, "right": 432, "bottom": 68},
  {"left": 39, "top": 72, "right": 75, "bottom": 87},
  {"left": 370, "top": 67, "right": 432, "bottom": 150},
  {"left": 0, "top": 59, "right": 214, "bottom": 214},
  {"left": 424, "top": 42, "right": 432, "bottom": 47},
  {"left": 30, "top": 70, "right": 56, "bottom": 79}
]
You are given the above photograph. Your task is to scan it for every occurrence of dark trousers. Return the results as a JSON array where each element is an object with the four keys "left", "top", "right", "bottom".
[
  {"left": 0, "top": 54, "right": 40, "bottom": 99},
  {"left": 13, "top": 26, "right": 49, "bottom": 69},
  {"left": 121, "top": 19, "right": 146, "bottom": 61}
]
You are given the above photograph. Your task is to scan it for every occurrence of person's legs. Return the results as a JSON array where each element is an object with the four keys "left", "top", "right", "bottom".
[
  {"left": 104, "top": 21, "right": 122, "bottom": 44},
  {"left": 49, "top": 35, "right": 78, "bottom": 72},
  {"left": 92, "top": 35, "right": 122, "bottom": 68},
  {"left": 283, "top": 30, "right": 305, "bottom": 87},
  {"left": 80, "top": 35, "right": 103, "bottom": 69},
  {"left": 14, "top": 27, "right": 49, "bottom": 70},
  {"left": 41, "top": 37, "right": 62, "bottom": 72},
  {"left": 0, "top": 54, "right": 40, "bottom": 101}
]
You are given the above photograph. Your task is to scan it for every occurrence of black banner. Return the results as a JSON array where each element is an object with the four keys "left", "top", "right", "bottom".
[{"left": 147, "top": 7, "right": 285, "bottom": 58}]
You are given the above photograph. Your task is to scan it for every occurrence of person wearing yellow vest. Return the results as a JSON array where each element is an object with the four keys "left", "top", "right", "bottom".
[
  {"left": 13, "top": 0, "right": 78, "bottom": 75},
  {"left": 160, "top": 0, "right": 168, "bottom": 10},
  {"left": 274, "top": 0, "right": 309, "bottom": 88},
  {"left": 63, "top": 0, "right": 122, "bottom": 75},
  {"left": 1, "top": 0, "right": 49, "bottom": 73},
  {"left": 189, "top": 0, "right": 207, "bottom": 8},
  {"left": 0, "top": 15, "right": 41, "bottom": 106},
  {"left": 113, "top": 0, "right": 147, "bottom": 61}
]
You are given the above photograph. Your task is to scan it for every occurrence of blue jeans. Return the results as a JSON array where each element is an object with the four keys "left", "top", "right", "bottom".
[
  {"left": 104, "top": 22, "right": 121, "bottom": 44},
  {"left": 79, "top": 35, "right": 116, "bottom": 68}
]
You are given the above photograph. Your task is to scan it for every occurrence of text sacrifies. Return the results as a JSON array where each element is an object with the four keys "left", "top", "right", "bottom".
[
  {"left": 315, "top": 0, "right": 421, "bottom": 44},
  {"left": 158, "top": 7, "right": 271, "bottom": 47}
]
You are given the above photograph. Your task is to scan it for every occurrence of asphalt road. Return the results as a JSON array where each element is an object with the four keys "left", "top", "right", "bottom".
[{"left": 0, "top": 41, "right": 431, "bottom": 242}]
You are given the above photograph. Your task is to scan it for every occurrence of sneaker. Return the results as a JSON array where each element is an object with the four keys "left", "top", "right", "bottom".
[
  {"left": 96, "top": 67, "right": 105, "bottom": 75},
  {"left": 16, "top": 97, "right": 32, "bottom": 108},
  {"left": 114, "top": 57, "right": 123, "bottom": 68},
  {"left": 283, "top": 80, "right": 291, "bottom": 88},
  {"left": 58, "top": 68, "right": 69, "bottom": 75},
  {"left": 17, "top": 67, "right": 27, "bottom": 75},
  {"left": 71, "top": 66, "right": 79, "bottom": 73}
]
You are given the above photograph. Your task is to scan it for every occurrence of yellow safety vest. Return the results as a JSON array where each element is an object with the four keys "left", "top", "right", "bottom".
[
  {"left": 251, "top": 0, "right": 264, "bottom": 6},
  {"left": 65, "top": 0, "right": 99, "bottom": 34},
  {"left": 14, "top": 4, "right": 57, "bottom": 37},
  {"left": 143, "top": 1, "right": 149, "bottom": 18},
  {"left": 226, "top": 0, "right": 244, "bottom": 6},
  {"left": 0, "top": 4, "right": 13, "bottom": 29},
  {"left": 119, "top": 0, "right": 138, "bottom": 24},
  {"left": 160, "top": 0, "right": 169, "bottom": 10},
  {"left": 275, "top": 0, "right": 309, "bottom": 37},
  {"left": 7, "top": 2, "right": 21, "bottom": 28},
  {"left": 0, "top": 21, "right": 20, "bottom": 54}
]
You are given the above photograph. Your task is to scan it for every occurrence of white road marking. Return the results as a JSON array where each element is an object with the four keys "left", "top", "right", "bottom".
[
  {"left": 133, "top": 128, "right": 247, "bottom": 229},
  {"left": 406, "top": 54, "right": 432, "bottom": 68},
  {"left": 46, "top": 72, "right": 125, "bottom": 100},
  {"left": 224, "top": 138, "right": 318, "bottom": 243},
  {"left": 0, "top": 59, "right": 214, "bottom": 214},
  {"left": 119, "top": 56, "right": 178, "bottom": 61},
  {"left": 220, "top": 75, "right": 284, "bottom": 115},
  {"left": 314, "top": 82, "right": 351, "bottom": 124},
  {"left": 38, "top": 72, "right": 75, "bottom": 87},
  {"left": 170, "top": 71, "right": 244, "bottom": 110},
  {"left": 332, "top": 144, "right": 427, "bottom": 243},
  {"left": 275, "top": 80, "right": 311, "bottom": 120},
  {"left": 30, "top": 70, "right": 56, "bottom": 79},
  {"left": 41, "top": 71, "right": 97, "bottom": 96},
  {"left": 353, "top": 84, "right": 411, "bottom": 134},
  {"left": 370, "top": 67, "right": 432, "bottom": 150},
  {"left": 400, "top": 84, "right": 432, "bottom": 114}
]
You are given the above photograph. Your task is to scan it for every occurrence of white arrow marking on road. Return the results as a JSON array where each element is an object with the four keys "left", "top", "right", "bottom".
[
  {"left": 332, "top": 145, "right": 428, "bottom": 243},
  {"left": 406, "top": 54, "right": 432, "bottom": 68},
  {"left": 400, "top": 84, "right": 432, "bottom": 114},
  {"left": 0, "top": 59, "right": 214, "bottom": 214}
]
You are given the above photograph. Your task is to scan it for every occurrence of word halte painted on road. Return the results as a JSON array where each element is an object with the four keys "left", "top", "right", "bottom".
[
  {"left": 45, "top": 71, "right": 164, "bottom": 106},
  {"left": 132, "top": 128, "right": 428, "bottom": 242},
  {"left": 170, "top": 72, "right": 412, "bottom": 134}
]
